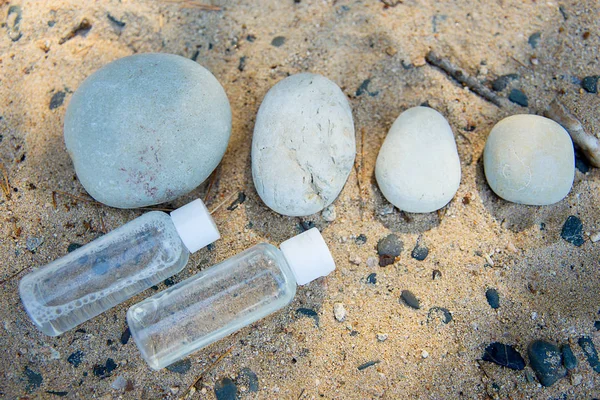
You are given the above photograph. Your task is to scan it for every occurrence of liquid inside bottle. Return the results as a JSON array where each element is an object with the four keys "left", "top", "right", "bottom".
[
  {"left": 19, "top": 199, "right": 220, "bottom": 337},
  {"left": 127, "top": 243, "right": 297, "bottom": 370}
]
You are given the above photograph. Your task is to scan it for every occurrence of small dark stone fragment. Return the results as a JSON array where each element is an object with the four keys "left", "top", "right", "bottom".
[
  {"left": 432, "top": 269, "right": 442, "bottom": 280},
  {"left": 166, "top": 359, "right": 191, "bottom": 374},
  {"left": 164, "top": 277, "right": 175, "bottom": 287},
  {"left": 528, "top": 340, "right": 567, "bottom": 387},
  {"left": 366, "top": 273, "right": 377, "bottom": 284},
  {"left": 49, "top": 91, "right": 66, "bottom": 110},
  {"left": 298, "top": 220, "right": 315, "bottom": 232},
  {"left": 207, "top": 243, "right": 215, "bottom": 251},
  {"left": 296, "top": 307, "right": 319, "bottom": 327},
  {"left": 24, "top": 367, "right": 43, "bottom": 393},
  {"left": 491, "top": 73, "right": 519, "bottom": 91},
  {"left": 581, "top": 76, "right": 599, "bottom": 94},
  {"left": 271, "top": 36, "right": 285, "bottom": 47},
  {"left": 411, "top": 243, "right": 429, "bottom": 261},
  {"left": 400, "top": 290, "right": 420, "bottom": 309},
  {"left": 355, "top": 234, "right": 367, "bottom": 245},
  {"left": 482, "top": 342, "right": 526, "bottom": 370},
  {"left": 120, "top": 327, "right": 131, "bottom": 345},
  {"left": 485, "top": 288, "right": 500, "bottom": 309},
  {"left": 561, "top": 344, "right": 577, "bottom": 370},
  {"left": 46, "top": 390, "right": 68, "bottom": 397},
  {"left": 93, "top": 358, "right": 117, "bottom": 379},
  {"left": 357, "top": 360, "right": 380, "bottom": 370},
  {"left": 578, "top": 336, "right": 600, "bottom": 373},
  {"left": 427, "top": 307, "right": 452, "bottom": 324},
  {"left": 561, "top": 216, "right": 584, "bottom": 247},
  {"left": 227, "top": 192, "right": 247, "bottom": 210},
  {"left": 528, "top": 32, "right": 541, "bottom": 48},
  {"left": 237, "top": 56, "right": 247, "bottom": 72},
  {"left": 246, "top": 34, "right": 256, "bottom": 42},
  {"left": 236, "top": 367, "right": 258, "bottom": 392},
  {"left": 67, "top": 243, "right": 83, "bottom": 253},
  {"left": 377, "top": 234, "right": 403, "bottom": 263},
  {"left": 107, "top": 13, "right": 126, "bottom": 28},
  {"left": 508, "top": 89, "right": 528, "bottom": 107},
  {"left": 356, "top": 78, "right": 379, "bottom": 97},
  {"left": 214, "top": 377, "right": 238, "bottom": 400},
  {"left": 67, "top": 350, "right": 84, "bottom": 367},
  {"left": 349, "top": 330, "right": 359, "bottom": 336}
]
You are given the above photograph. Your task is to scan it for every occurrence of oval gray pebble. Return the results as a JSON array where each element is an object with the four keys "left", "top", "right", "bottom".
[{"left": 401, "top": 290, "right": 420, "bottom": 309}]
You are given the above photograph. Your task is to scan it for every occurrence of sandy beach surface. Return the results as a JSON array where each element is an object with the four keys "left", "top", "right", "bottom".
[{"left": 0, "top": 0, "right": 599, "bottom": 398}]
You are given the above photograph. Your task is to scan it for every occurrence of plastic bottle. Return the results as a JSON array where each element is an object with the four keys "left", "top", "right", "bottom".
[
  {"left": 19, "top": 199, "right": 220, "bottom": 337},
  {"left": 127, "top": 227, "right": 335, "bottom": 370}
]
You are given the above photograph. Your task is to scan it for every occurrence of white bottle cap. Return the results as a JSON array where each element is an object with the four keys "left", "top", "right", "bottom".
[
  {"left": 279, "top": 228, "right": 336, "bottom": 286},
  {"left": 170, "top": 199, "right": 220, "bottom": 253}
]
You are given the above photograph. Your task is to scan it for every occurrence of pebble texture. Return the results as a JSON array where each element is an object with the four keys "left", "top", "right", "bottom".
[
  {"left": 64, "top": 53, "right": 232, "bottom": 208},
  {"left": 375, "top": 107, "right": 461, "bottom": 213},
  {"left": 483, "top": 115, "right": 574, "bottom": 205},
  {"left": 252, "top": 73, "right": 355, "bottom": 216},
  {"left": 528, "top": 340, "right": 567, "bottom": 387}
]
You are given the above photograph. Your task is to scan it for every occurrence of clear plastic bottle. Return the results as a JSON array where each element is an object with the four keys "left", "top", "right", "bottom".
[
  {"left": 127, "top": 227, "right": 335, "bottom": 370},
  {"left": 19, "top": 199, "right": 219, "bottom": 337}
]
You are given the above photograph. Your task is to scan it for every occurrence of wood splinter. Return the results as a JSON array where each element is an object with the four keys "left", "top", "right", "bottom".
[{"left": 544, "top": 98, "right": 600, "bottom": 168}]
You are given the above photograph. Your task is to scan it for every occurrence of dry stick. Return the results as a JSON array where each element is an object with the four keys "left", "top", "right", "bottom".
[
  {"left": 163, "top": 0, "right": 222, "bottom": 11},
  {"left": 203, "top": 167, "right": 219, "bottom": 203},
  {"left": 425, "top": 51, "right": 507, "bottom": 108},
  {"left": 298, "top": 388, "right": 306, "bottom": 399},
  {"left": 208, "top": 191, "right": 239, "bottom": 215},
  {"left": 0, "top": 266, "right": 28, "bottom": 286},
  {"left": 0, "top": 160, "right": 11, "bottom": 200},
  {"left": 545, "top": 98, "right": 600, "bottom": 168},
  {"left": 180, "top": 344, "right": 235, "bottom": 399}
]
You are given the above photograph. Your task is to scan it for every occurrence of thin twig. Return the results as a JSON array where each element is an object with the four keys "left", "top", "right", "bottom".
[
  {"left": 0, "top": 160, "right": 11, "bottom": 200},
  {"left": 163, "top": 0, "right": 222, "bottom": 11},
  {"left": 425, "top": 51, "right": 507, "bottom": 107},
  {"left": 298, "top": 388, "right": 306, "bottom": 399},
  {"left": 0, "top": 266, "right": 28, "bottom": 286},
  {"left": 180, "top": 344, "right": 235, "bottom": 399},
  {"left": 209, "top": 191, "right": 239, "bottom": 215},
  {"left": 545, "top": 98, "right": 600, "bottom": 167}
]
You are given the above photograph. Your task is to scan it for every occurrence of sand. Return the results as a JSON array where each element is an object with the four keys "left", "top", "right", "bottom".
[{"left": 0, "top": 0, "right": 599, "bottom": 398}]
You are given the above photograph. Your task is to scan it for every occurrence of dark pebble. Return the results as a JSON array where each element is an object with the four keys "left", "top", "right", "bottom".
[
  {"left": 67, "top": 350, "right": 84, "bottom": 367},
  {"left": 227, "top": 192, "right": 247, "bottom": 210},
  {"left": 356, "top": 78, "right": 379, "bottom": 97},
  {"left": 366, "top": 273, "right": 377, "bottom": 284},
  {"left": 296, "top": 307, "right": 319, "bottom": 327},
  {"left": 485, "top": 288, "right": 500, "bottom": 309},
  {"left": 528, "top": 340, "right": 567, "bottom": 387},
  {"left": 561, "top": 215, "right": 584, "bottom": 246},
  {"left": 67, "top": 243, "right": 83, "bottom": 253},
  {"left": 411, "top": 243, "right": 429, "bottom": 261},
  {"left": 432, "top": 269, "right": 442, "bottom": 280},
  {"left": 166, "top": 359, "right": 191, "bottom": 374},
  {"left": 24, "top": 366, "right": 43, "bottom": 393},
  {"left": 49, "top": 91, "right": 66, "bottom": 110},
  {"left": 427, "top": 307, "right": 452, "bottom": 324},
  {"left": 482, "top": 342, "right": 526, "bottom": 370},
  {"left": 491, "top": 73, "right": 519, "bottom": 91},
  {"left": 163, "top": 277, "right": 175, "bottom": 287},
  {"left": 581, "top": 76, "right": 599, "bottom": 94},
  {"left": 349, "top": 330, "right": 359, "bottom": 336},
  {"left": 93, "top": 358, "right": 117, "bottom": 379},
  {"left": 207, "top": 243, "right": 215, "bottom": 251},
  {"left": 298, "top": 220, "right": 315, "bottom": 232},
  {"left": 528, "top": 32, "right": 541, "bottom": 48},
  {"left": 357, "top": 360, "right": 380, "bottom": 371},
  {"left": 46, "top": 390, "right": 68, "bottom": 397},
  {"left": 246, "top": 34, "right": 256, "bottom": 42},
  {"left": 236, "top": 367, "right": 258, "bottom": 392},
  {"left": 578, "top": 336, "right": 600, "bottom": 373},
  {"left": 271, "top": 36, "right": 286, "bottom": 47},
  {"left": 508, "top": 89, "right": 528, "bottom": 107},
  {"left": 561, "top": 344, "right": 577, "bottom": 370},
  {"left": 377, "top": 234, "right": 403, "bottom": 257},
  {"left": 214, "top": 377, "right": 238, "bottom": 400},
  {"left": 237, "top": 56, "right": 247, "bottom": 72},
  {"left": 355, "top": 234, "right": 367, "bottom": 245},
  {"left": 120, "top": 327, "right": 131, "bottom": 345},
  {"left": 400, "top": 290, "right": 420, "bottom": 309}
]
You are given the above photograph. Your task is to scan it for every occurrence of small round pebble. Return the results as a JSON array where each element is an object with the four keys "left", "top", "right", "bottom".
[
  {"left": 377, "top": 333, "right": 388, "bottom": 342},
  {"left": 252, "top": 73, "right": 355, "bottom": 216},
  {"left": 581, "top": 76, "right": 598, "bottom": 93},
  {"left": 377, "top": 234, "right": 403, "bottom": 257},
  {"left": 483, "top": 115, "right": 575, "bottom": 205},
  {"left": 561, "top": 344, "right": 578, "bottom": 370},
  {"left": 485, "top": 288, "right": 500, "bottom": 309},
  {"left": 401, "top": 290, "right": 420, "bottom": 309},
  {"left": 321, "top": 204, "right": 337, "bottom": 222},
  {"left": 375, "top": 107, "right": 461, "bottom": 213},
  {"left": 411, "top": 243, "right": 429, "bottom": 261},
  {"left": 528, "top": 340, "right": 567, "bottom": 387},
  {"left": 64, "top": 53, "right": 231, "bottom": 208}
]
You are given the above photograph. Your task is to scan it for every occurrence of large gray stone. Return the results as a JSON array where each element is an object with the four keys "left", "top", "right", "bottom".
[
  {"left": 483, "top": 115, "right": 574, "bottom": 205},
  {"left": 252, "top": 73, "right": 355, "bottom": 216},
  {"left": 375, "top": 107, "right": 461, "bottom": 213},
  {"left": 64, "top": 53, "right": 231, "bottom": 208}
]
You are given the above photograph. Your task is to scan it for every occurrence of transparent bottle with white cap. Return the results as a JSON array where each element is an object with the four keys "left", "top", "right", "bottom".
[
  {"left": 19, "top": 198, "right": 219, "bottom": 337},
  {"left": 127, "top": 227, "right": 336, "bottom": 370}
]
